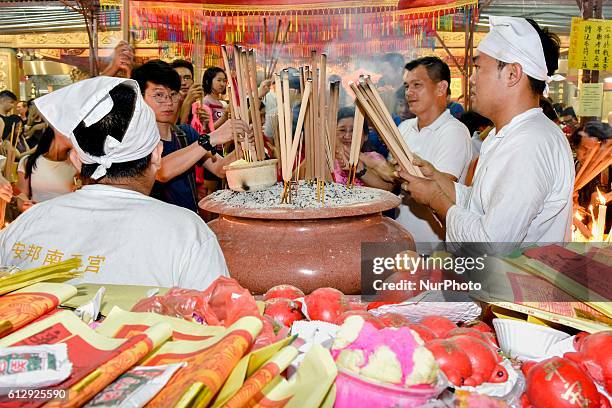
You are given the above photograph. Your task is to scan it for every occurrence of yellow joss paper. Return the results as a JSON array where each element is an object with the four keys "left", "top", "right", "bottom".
[
  {"left": 62, "top": 284, "right": 170, "bottom": 317},
  {"left": 285, "top": 345, "right": 337, "bottom": 408},
  {"left": 43, "top": 323, "right": 172, "bottom": 408},
  {"left": 213, "top": 335, "right": 295, "bottom": 408},
  {"left": 96, "top": 306, "right": 225, "bottom": 341},
  {"left": 0, "top": 282, "right": 76, "bottom": 337},
  {"left": 145, "top": 316, "right": 263, "bottom": 408},
  {"left": 0, "top": 258, "right": 81, "bottom": 295}
]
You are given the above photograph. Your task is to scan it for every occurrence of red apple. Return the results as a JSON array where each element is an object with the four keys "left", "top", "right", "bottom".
[
  {"left": 304, "top": 287, "right": 349, "bottom": 323},
  {"left": 264, "top": 298, "right": 305, "bottom": 327},
  {"left": 263, "top": 284, "right": 305, "bottom": 301}
]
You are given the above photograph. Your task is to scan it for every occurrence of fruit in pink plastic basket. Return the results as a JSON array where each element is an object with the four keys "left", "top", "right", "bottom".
[
  {"left": 450, "top": 336, "right": 507, "bottom": 386},
  {"left": 263, "top": 284, "right": 305, "bottom": 301},
  {"left": 264, "top": 298, "right": 305, "bottom": 327},
  {"left": 420, "top": 316, "right": 457, "bottom": 338},
  {"left": 304, "top": 287, "right": 349, "bottom": 323},
  {"left": 445, "top": 328, "right": 498, "bottom": 349},
  {"left": 565, "top": 330, "right": 612, "bottom": 394},
  {"left": 521, "top": 357, "right": 610, "bottom": 408},
  {"left": 425, "top": 339, "right": 472, "bottom": 386},
  {"left": 335, "top": 310, "right": 384, "bottom": 329}
]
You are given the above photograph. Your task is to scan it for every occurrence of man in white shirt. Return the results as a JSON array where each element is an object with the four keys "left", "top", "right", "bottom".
[
  {"left": 395, "top": 56, "right": 473, "bottom": 253},
  {"left": 0, "top": 77, "right": 229, "bottom": 290},
  {"left": 398, "top": 17, "right": 573, "bottom": 253}
]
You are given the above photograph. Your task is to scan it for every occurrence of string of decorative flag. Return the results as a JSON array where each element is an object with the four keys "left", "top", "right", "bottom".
[{"left": 128, "top": 0, "right": 477, "bottom": 65}]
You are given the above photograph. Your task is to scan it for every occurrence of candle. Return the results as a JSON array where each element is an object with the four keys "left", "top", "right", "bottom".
[
  {"left": 589, "top": 204, "right": 597, "bottom": 240},
  {"left": 596, "top": 188, "right": 607, "bottom": 242}
]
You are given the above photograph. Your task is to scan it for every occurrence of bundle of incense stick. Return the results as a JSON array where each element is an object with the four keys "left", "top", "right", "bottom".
[
  {"left": 350, "top": 77, "right": 444, "bottom": 225},
  {"left": 221, "top": 45, "right": 266, "bottom": 162},
  {"left": 347, "top": 106, "right": 365, "bottom": 188},
  {"left": 264, "top": 19, "right": 291, "bottom": 80},
  {"left": 276, "top": 70, "right": 312, "bottom": 203},
  {"left": 349, "top": 77, "right": 422, "bottom": 177},
  {"left": 574, "top": 142, "right": 612, "bottom": 192},
  {"left": 0, "top": 124, "right": 17, "bottom": 227}
]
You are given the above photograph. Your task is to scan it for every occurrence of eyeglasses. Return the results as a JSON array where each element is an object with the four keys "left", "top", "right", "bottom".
[{"left": 148, "top": 91, "right": 180, "bottom": 104}]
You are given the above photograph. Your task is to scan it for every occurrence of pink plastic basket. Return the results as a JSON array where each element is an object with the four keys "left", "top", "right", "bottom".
[{"left": 334, "top": 368, "right": 447, "bottom": 408}]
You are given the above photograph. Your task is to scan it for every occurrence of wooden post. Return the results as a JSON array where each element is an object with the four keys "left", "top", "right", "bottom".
[{"left": 122, "top": 0, "right": 130, "bottom": 43}]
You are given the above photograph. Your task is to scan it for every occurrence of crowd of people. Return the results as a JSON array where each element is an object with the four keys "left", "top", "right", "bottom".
[{"left": 0, "top": 16, "right": 609, "bottom": 288}]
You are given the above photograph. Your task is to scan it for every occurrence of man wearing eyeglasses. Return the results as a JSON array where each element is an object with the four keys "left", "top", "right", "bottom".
[{"left": 132, "top": 60, "right": 251, "bottom": 213}]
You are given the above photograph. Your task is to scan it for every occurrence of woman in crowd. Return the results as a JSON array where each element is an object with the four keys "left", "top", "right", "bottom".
[
  {"left": 16, "top": 127, "right": 76, "bottom": 212},
  {"left": 24, "top": 103, "right": 47, "bottom": 147},
  {"left": 197, "top": 67, "right": 229, "bottom": 132},
  {"left": 333, "top": 107, "right": 395, "bottom": 191}
]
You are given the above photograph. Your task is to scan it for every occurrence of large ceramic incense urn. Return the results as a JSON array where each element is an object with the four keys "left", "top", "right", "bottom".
[{"left": 200, "top": 187, "right": 414, "bottom": 294}]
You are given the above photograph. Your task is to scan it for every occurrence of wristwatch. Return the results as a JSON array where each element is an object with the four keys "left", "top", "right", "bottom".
[
  {"left": 198, "top": 133, "right": 219, "bottom": 154},
  {"left": 355, "top": 166, "right": 367, "bottom": 179}
]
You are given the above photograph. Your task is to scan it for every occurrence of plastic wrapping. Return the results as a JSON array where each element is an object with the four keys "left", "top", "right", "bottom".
[{"left": 131, "top": 277, "right": 285, "bottom": 350}]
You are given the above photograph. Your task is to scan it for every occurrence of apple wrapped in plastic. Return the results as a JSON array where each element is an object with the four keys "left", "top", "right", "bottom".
[
  {"left": 565, "top": 330, "right": 612, "bottom": 395},
  {"left": 303, "top": 287, "right": 350, "bottom": 323},
  {"left": 331, "top": 315, "right": 439, "bottom": 387},
  {"left": 263, "top": 298, "right": 305, "bottom": 328},
  {"left": 263, "top": 284, "right": 305, "bottom": 301},
  {"left": 521, "top": 357, "right": 610, "bottom": 408}
]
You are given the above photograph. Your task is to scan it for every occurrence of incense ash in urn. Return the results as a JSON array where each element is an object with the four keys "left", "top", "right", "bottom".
[
  {"left": 200, "top": 182, "right": 415, "bottom": 295},
  {"left": 210, "top": 181, "right": 383, "bottom": 209}
]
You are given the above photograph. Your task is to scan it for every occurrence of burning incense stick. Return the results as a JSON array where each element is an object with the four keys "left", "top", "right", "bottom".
[{"left": 347, "top": 107, "right": 365, "bottom": 187}]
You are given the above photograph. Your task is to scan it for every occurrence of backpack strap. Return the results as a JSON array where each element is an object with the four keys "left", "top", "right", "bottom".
[{"left": 172, "top": 125, "right": 199, "bottom": 210}]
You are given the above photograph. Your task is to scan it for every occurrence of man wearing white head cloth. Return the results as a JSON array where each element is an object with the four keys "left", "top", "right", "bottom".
[
  {"left": 398, "top": 17, "right": 573, "bottom": 252},
  {"left": 0, "top": 76, "right": 229, "bottom": 289}
]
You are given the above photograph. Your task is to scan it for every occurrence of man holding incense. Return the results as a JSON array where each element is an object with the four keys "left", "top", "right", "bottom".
[
  {"left": 131, "top": 60, "right": 251, "bottom": 213},
  {"left": 395, "top": 56, "right": 473, "bottom": 253},
  {"left": 0, "top": 76, "right": 228, "bottom": 289},
  {"left": 398, "top": 17, "right": 573, "bottom": 251}
]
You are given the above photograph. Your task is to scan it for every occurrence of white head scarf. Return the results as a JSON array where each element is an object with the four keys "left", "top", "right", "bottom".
[
  {"left": 34, "top": 76, "right": 160, "bottom": 180},
  {"left": 477, "top": 15, "right": 564, "bottom": 96}
]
